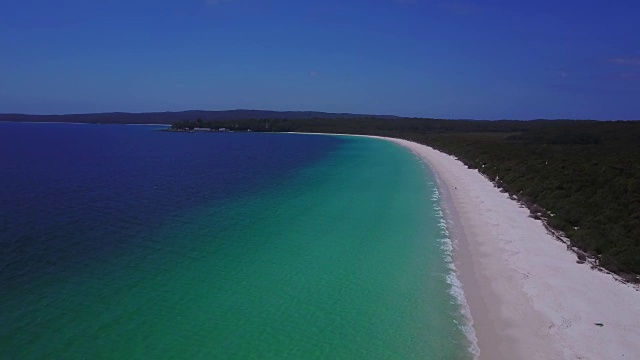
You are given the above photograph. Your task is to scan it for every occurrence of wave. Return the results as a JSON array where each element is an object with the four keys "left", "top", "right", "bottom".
[{"left": 431, "top": 185, "right": 481, "bottom": 359}]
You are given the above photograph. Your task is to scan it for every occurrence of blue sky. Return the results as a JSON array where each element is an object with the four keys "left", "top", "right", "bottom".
[{"left": 1, "top": 0, "right": 639, "bottom": 119}]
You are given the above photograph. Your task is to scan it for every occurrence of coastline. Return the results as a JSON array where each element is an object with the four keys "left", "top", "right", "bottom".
[
  {"left": 0, "top": 121, "right": 171, "bottom": 126},
  {"left": 382, "top": 136, "right": 640, "bottom": 360}
]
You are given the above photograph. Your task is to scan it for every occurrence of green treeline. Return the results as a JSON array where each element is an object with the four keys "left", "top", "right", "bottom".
[{"left": 171, "top": 118, "right": 640, "bottom": 278}]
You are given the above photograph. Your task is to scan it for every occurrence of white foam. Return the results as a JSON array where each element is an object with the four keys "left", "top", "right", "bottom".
[{"left": 432, "top": 187, "right": 481, "bottom": 359}]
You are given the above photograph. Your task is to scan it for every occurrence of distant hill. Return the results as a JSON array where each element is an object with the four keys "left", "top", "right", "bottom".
[{"left": 0, "top": 110, "right": 399, "bottom": 125}]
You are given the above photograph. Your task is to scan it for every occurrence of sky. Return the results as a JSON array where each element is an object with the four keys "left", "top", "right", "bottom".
[{"left": 1, "top": 0, "right": 639, "bottom": 119}]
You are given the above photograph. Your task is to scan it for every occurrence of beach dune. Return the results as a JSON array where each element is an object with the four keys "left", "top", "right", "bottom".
[{"left": 384, "top": 137, "right": 640, "bottom": 360}]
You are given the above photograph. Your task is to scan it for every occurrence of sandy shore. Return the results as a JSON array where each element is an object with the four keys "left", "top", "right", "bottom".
[{"left": 379, "top": 137, "right": 640, "bottom": 360}]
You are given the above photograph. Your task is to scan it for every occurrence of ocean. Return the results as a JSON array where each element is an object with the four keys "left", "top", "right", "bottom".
[{"left": 0, "top": 122, "right": 473, "bottom": 359}]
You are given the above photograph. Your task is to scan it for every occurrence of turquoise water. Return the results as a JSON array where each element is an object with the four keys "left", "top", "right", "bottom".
[{"left": 1, "top": 124, "right": 471, "bottom": 359}]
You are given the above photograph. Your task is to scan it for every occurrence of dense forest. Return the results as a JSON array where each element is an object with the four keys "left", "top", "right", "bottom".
[{"left": 171, "top": 118, "right": 640, "bottom": 280}]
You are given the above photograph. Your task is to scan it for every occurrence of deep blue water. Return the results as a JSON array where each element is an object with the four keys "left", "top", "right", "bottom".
[{"left": 0, "top": 122, "right": 344, "bottom": 291}]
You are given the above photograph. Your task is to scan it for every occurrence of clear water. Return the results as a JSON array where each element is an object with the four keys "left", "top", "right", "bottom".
[{"left": 0, "top": 122, "right": 471, "bottom": 359}]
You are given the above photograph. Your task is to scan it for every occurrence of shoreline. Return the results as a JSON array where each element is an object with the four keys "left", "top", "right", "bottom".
[
  {"left": 289, "top": 132, "right": 640, "bottom": 359},
  {"left": 382, "top": 136, "right": 640, "bottom": 360}
]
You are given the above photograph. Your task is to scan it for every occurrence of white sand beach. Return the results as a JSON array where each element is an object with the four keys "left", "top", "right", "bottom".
[{"left": 382, "top": 137, "right": 640, "bottom": 360}]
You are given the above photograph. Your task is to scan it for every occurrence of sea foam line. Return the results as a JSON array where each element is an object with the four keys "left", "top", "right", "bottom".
[{"left": 431, "top": 185, "right": 480, "bottom": 359}]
